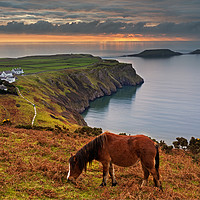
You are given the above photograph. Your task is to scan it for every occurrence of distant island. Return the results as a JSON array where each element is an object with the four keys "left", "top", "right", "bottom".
[
  {"left": 123, "top": 49, "right": 200, "bottom": 58},
  {"left": 189, "top": 49, "right": 200, "bottom": 54},
  {"left": 124, "top": 49, "right": 182, "bottom": 58}
]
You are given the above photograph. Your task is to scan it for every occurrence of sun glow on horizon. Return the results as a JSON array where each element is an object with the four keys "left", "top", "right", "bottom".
[{"left": 0, "top": 34, "right": 192, "bottom": 43}]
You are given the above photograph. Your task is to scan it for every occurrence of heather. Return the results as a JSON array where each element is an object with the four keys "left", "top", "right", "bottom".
[{"left": 0, "top": 126, "right": 199, "bottom": 199}]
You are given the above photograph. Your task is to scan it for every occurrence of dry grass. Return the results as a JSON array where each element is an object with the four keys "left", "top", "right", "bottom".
[{"left": 0, "top": 126, "right": 200, "bottom": 199}]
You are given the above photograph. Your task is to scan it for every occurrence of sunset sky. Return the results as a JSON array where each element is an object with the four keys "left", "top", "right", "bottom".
[{"left": 0, "top": 0, "right": 200, "bottom": 42}]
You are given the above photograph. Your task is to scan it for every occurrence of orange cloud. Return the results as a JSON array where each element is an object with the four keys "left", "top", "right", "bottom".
[{"left": 0, "top": 34, "right": 191, "bottom": 42}]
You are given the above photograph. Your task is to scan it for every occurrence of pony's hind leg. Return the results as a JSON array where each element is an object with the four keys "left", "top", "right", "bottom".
[
  {"left": 141, "top": 159, "right": 162, "bottom": 190},
  {"left": 109, "top": 162, "right": 117, "bottom": 186},
  {"left": 149, "top": 168, "right": 162, "bottom": 190},
  {"left": 141, "top": 163, "right": 150, "bottom": 187},
  {"left": 100, "top": 162, "right": 110, "bottom": 187}
]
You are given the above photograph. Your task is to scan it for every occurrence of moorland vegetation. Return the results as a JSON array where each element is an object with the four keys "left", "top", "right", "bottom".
[{"left": 0, "top": 126, "right": 200, "bottom": 199}]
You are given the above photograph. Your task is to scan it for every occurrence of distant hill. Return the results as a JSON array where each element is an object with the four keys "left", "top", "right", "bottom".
[
  {"left": 189, "top": 49, "right": 200, "bottom": 54},
  {"left": 125, "top": 49, "right": 182, "bottom": 58}
]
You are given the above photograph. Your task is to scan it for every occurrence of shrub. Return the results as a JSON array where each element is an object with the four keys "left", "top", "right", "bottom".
[
  {"left": 172, "top": 137, "right": 188, "bottom": 150},
  {"left": 188, "top": 137, "right": 200, "bottom": 154},
  {"left": 119, "top": 133, "right": 127, "bottom": 135},
  {"left": 177, "top": 137, "right": 188, "bottom": 149},
  {"left": 15, "top": 124, "right": 32, "bottom": 129},
  {"left": 159, "top": 140, "right": 173, "bottom": 154},
  {"left": 74, "top": 126, "right": 102, "bottom": 136},
  {"left": 173, "top": 141, "right": 180, "bottom": 149},
  {"left": 161, "top": 144, "right": 173, "bottom": 154},
  {"left": 15, "top": 124, "right": 54, "bottom": 131}
]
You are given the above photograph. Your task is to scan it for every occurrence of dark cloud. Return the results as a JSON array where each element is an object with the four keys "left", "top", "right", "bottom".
[
  {"left": 0, "top": 0, "right": 200, "bottom": 39},
  {"left": 1, "top": 0, "right": 200, "bottom": 23},
  {"left": 0, "top": 20, "right": 200, "bottom": 39}
]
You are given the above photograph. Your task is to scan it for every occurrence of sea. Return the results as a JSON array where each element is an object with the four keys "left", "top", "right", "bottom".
[{"left": 1, "top": 41, "right": 200, "bottom": 144}]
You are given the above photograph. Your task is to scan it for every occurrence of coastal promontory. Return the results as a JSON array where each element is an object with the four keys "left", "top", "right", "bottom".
[{"left": 0, "top": 54, "right": 143, "bottom": 128}]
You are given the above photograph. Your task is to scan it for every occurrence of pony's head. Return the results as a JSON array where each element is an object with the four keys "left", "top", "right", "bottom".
[
  {"left": 67, "top": 154, "right": 83, "bottom": 181},
  {"left": 67, "top": 135, "right": 105, "bottom": 181}
]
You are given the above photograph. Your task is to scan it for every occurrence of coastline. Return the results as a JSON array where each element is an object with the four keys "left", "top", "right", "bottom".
[{"left": 0, "top": 54, "right": 144, "bottom": 127}]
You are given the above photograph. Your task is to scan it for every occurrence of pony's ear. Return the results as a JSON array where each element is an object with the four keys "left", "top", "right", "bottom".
[
  {"left": 70, "top": 153, "right": 74, "bottom": 157},
  {"left": 73, "top": 156, "right": 77, "bottom": 162}
]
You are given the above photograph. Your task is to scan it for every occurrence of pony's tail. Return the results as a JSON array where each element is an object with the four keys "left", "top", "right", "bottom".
[
  {"left": 155, "top": 143, "right": 163, "bottom": 191},
  {"left": 155, "top": 144, "right": 159, "bottom": 175}
]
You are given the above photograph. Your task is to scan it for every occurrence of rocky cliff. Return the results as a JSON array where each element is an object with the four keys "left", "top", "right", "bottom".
[{"left": 45, "top": 61, "right": 144, "bottom": 125}]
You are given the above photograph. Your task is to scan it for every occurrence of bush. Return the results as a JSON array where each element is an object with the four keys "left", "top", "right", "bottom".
[
  {"left": 159, "top": 140, "right": 173, "bottom": 154},
  {"left": 161, "top": 144, "right": 173, "bottom": 154},
  {"left": 173, "top": 141, "right": 180, "bottom": 149},
  {"left": 172, "top": 137, "right": 188, "bottom": 150},
  {"left": 119, "top": 133, "right": 127, "bottom": 135},
  {"left": 15, "top": 124, "right": 32, "bottom": 129},
  {"left": 159, "top": 140, "right": 166, "bottom": 147},
  {"left": 188, "top": 137, "right": 200, "bottom": 154},
  {"left": 74, "top": 126, "right": 102, "bottom": 136},
  {"left": 15, "top": 124, "right": 54, "bottom": 131}
]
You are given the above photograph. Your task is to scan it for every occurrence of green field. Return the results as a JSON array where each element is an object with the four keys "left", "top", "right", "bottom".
[{"left": 0, "top": 54, "right": 101, "bottom": 74}]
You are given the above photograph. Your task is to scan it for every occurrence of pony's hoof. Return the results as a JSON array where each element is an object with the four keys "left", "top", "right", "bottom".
[
  {"left": 99, "top": 182, "right": 106, "bottom": 187},
  {"left": 112, "top": 182, "right": 117, "bottom": 187},
  {"left": 67, "top": 179, "right": 76, "bottom": 185},
  {"left": 159, "top": 186, "right": 163, "bottom": 192}
]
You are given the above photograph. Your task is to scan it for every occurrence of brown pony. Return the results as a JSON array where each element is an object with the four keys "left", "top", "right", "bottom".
[{"left": 67, "top": 131, "right": 162, "bottom": 190}]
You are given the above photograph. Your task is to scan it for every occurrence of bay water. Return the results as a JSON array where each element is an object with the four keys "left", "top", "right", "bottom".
[
  {"left": 83, "top": 54, "right": 200, "bottom": 144},
  {"left": 1, "top": 41, "right": 200, "bottom": 144}
]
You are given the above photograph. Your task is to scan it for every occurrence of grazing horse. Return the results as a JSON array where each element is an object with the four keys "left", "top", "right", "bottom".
[{"left": 67, "top": 131, "right": 162, "bottom": 190}]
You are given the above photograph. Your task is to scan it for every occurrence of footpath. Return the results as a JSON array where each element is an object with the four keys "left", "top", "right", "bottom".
[{"left": 16, "top": 87, "right": 37, "bottom": 126}]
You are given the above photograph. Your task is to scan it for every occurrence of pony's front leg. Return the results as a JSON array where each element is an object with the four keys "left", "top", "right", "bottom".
[
  {"left": 100, "top": 162, "right": 110, "bottom": 187},
  {"left": 109, "top": 162, "right": 117, "bottom": 186}
]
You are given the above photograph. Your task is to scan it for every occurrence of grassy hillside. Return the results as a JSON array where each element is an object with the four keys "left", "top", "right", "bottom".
[
  {"left": 0, "top": 54, "right": 143, "bottom": 128},
  {"left": 0, "top": 126, "right": 199, "bottom": 199}
]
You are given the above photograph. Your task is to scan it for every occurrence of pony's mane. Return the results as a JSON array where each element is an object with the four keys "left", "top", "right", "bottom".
[{"left": 75, "top": 133, "right": 107, "bottom": 172}]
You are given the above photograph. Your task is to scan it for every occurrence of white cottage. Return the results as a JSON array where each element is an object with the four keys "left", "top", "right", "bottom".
[
  {"left": 0, "top": 71, "right": 12, "bottom": 77},
  {"left": 6, "top": 76, "right": 16, "bottom": 83},
  {"left": 0, "top": 71, "right": 16, "bottom": 83},
  {"left": 12, "top": 68, "right": 24, "bottom": 75},
  {"left": 0, "top": 71, "right": 13, "bottom": 77}
]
